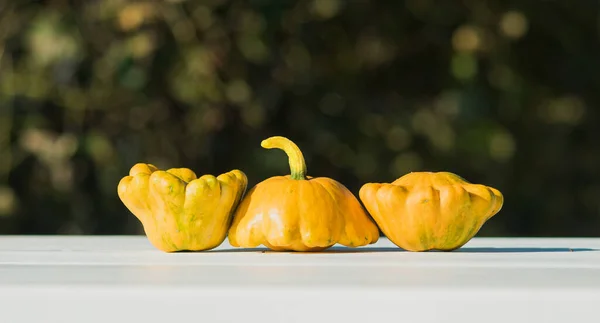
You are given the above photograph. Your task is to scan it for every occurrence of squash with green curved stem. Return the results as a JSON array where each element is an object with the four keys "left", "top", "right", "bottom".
[
  {"left": 227, "top": 136, "right": 380, "bottom": 252},
  {"left": 359, "top": 171, "right": 503, "bottom": 252},
  {"left": 117, "top": 163, "right": 247, "bottom": 252}
]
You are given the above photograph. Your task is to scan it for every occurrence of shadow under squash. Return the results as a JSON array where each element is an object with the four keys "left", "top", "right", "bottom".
[
  {"left": 192, "top": 246, "right": 597, "bottom": 254},
  {"left": 205, "top": 247, "right": 269, "bottom": 253},
  {"left": 455, "top": 247, "right": 596, "bottom": 253},
  {"left": 204, "top": 246, "right": 404, "bottom": 253}
]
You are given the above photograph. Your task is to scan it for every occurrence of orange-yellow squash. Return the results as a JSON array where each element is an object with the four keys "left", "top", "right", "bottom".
[
  {"left": 117, "top": 163, "right": 247, "bottom": 252},
  {"left": 359, "top": 171, "right": 503, "bottom": 252},
  {"left": 227, "top": 136, "right": 379, "bottom": 252}
]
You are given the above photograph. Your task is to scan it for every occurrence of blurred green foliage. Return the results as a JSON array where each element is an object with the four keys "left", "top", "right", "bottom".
[{"left": 1, "top": 0, "right": 599, "bottom": 237}]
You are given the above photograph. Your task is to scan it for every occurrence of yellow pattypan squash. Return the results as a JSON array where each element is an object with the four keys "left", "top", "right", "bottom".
[
  {"left": 117, "top": 163, "right": 247, "bottom": 252},
  {"left": 228, "top": 136, "right": 380, "bottom": 252},
  {"left": 359, "top": 171, "right": 503, "bottom": 252}
]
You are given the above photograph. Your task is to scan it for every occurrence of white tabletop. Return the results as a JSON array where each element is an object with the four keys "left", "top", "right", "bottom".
[{"left": 1, "top": 236, "right": 599, "bottom": 323}]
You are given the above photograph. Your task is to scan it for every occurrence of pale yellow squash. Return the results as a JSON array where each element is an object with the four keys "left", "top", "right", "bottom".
[{"left": 117, "top": 163, "right": 247, "bottom": 252}]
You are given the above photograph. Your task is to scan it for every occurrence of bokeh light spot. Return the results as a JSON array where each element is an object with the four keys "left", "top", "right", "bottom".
[
  {"left": 452, "top": 25, "right": 481, "bottom": 53},
  {"left": 489, "top": 130, "right": 516, "bottom": 162},
  {"left": 390, "top": 152, "right": 422, "bottom": 178},
  {"left": 451, "top": 53, "right": 478, "bottom": 80},
  {"left": 386, "top": 126, "right": 412, "bottom": 151},
  {"left": 500, "top": 11, "right": 528, "bottom": 39},
  {"left": 311, "top": 0, "right": 342, "bottom": 20},
  {"left": 539, "top": 96, "right": 586, "bottom": 125},
  {"left": 0, "top": 186, "right": 17, "bottom": 217},
  {"left": 226, "top": 80, "right": 252, "bottom": 104}
]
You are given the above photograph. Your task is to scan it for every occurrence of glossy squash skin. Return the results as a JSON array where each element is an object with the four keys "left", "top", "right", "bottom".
[
  {"left": 117, "top": 163, "right": 247, "bottom": 252},
  {"left": 228, "top": 136, "right": 379, "bottom": 252},
  {"left": 359, "top": 172, "right": 503, "bottom": 252}
]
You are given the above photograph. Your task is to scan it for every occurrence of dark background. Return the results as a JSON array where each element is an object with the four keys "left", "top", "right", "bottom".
[{"left": 1, "top": 0, "right": 599, "bottom": 237}]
